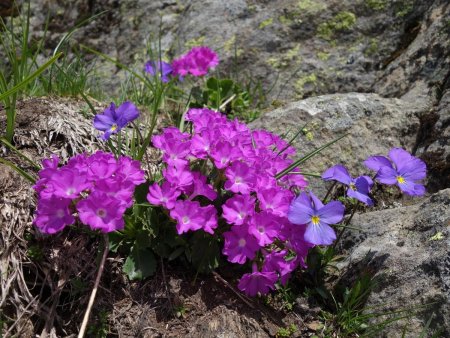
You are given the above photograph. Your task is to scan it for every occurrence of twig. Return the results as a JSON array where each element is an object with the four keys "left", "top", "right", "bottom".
[
  {"left": 212, "top": 271, "right": 255, "bottom": 309},
  {"left": 160, "top": 257, "right": 173, "bottom": 311},
  {"left": 219, "top": 94, "right": 236, "bottom": 111},
  {"left": 78, "top": 234, "right": 109, "bottom": 338}
]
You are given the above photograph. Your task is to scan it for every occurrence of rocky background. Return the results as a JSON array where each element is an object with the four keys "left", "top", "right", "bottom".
[{"left": 1, "top": 0, "right": 449, "bottom": 336}]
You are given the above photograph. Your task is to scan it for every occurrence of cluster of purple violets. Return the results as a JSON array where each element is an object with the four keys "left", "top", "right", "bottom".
[
  {"left": 147, "top": 108, "right": 348, "bottom": 296},
  {"left": 33, "top": 151, "right": 145, "bottom": 234},
  {"left": 144, "top": 46, "right": 219, "bottom": 82}
]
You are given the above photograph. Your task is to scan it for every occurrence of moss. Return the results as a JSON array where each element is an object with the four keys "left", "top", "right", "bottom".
[
  {"left": 223, "top": 35, "right": 243, "bottom": 57},
  {"left": 266, "top": 44, "right": 301, "bottom": 69},
  {"left": 317, "top": 11, "right": 357, "bottom": 40},
  {"left": 297, "top": 0, "right": 327, "bottom": 14},
  {"left": 364, "top": 38, "right": 379, "bottom": 56},
  {"left": 184, "top": 36, "right": 205, "bottom": 49},
  {"left": 294, "top": 73, "right": 318, "bottom": 96},
  {"left": 394, "top": 0, "right": 414, "bottom": 18},
  {"left": 317, "top": 51, "right": 330, "bottom": 61},
  {"left": 259, "top": 18, "right": 273, "bottom": 29},
  {"left": 279, "top": 15, "right": 293, "bottom": 26},
  {"left": 365, "top": 0, "right": 388, "bottom": 11}
]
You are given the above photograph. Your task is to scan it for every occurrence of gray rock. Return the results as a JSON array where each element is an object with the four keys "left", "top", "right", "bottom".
[
  {"left": 250, "top": 93, "right": 426, "bottom": 196},
  {"left": 337, "top": 188, "right": 450, "bottom": 336},
  {"left": 6, "top": 0, "right": 445, "bottom": 102}
]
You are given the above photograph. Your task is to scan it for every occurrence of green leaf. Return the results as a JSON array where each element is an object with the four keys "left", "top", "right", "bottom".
[
  {"left": 108, "top": 231, "right": 124, "bottom": 253},
  {"left": 122, "top": 245, "right": 156, "bottom": 280},
  {"left": 0, "top": 157, "right": 36, "bottom": 183},
  {"left": 189, "top": 232, "right": 220, "bottom": 274}
]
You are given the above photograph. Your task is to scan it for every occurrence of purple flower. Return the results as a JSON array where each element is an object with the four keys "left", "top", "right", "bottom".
[
  {"left": 322, "top": 164, "right": 374, "bottom": 206},
  {"left": 288, "top": 192, "right": 344, "bottom": 246},
  {"left": 34, "top": 197, "right": 75, "bottom": 234},
  {"left": 201, "top": 205, "right": 219, "bottom": 234},
  {"left": 77, "top": 191, "right": 126, "bottom": 232},
  {"left": 248, "top": 211, "right": 281, "bottom": 246},
  {"left": 93, "top": 102, "right": 140, "bottom": 140},
  {"left": 172, "top": 46, "right": 219, "bottom": 77},
  {"left": 238, "top": 263, "right": 278, "bottom": 296},
  {"left": 144, "top": 60, "right": 173, "bottom": 82},
  {"left": 257, "top": 187, "right": 293, "bottom": 217},
  {"left": 364, "top": 148, "right": 426, "bottom": 196},
  {"left": 262, "top": 250, "right": 297, "bottom": 285},
  {"left": 222, "top": 224, "right": 260, "bottom": 264},
  {"left": 222, "top": 194, "right": 255, "bottom": 225},
  {"left": 50, "top": 168, "right": 91, "bottom": 199},
  {"left": 186, "top": 172, "right": 217, "bottom": 201},
  {"left": 170, "top": 200, "right": 206, "bottom": 234},
  {"left": 224, "top": 161, "right": 256, "bottom": 194},
  {"left": 147, "top": 181, "right": 181, "bottom": 209}
]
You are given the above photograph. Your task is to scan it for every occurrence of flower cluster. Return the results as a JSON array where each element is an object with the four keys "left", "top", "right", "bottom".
[
  {"left": 147, "top": 108, "right": 346, "bottom": 296},
  {"left": 93, "top": 101, "right": 140, "bottom": 140},
  {"left": 145, "top": 46, "right": 218, "bottom": 82},
  {"left": 33, "top": 151, "right": 145, "bottom": 234}
]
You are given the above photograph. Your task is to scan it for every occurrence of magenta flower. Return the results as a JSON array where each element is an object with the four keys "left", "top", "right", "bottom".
[
  {"left": 186, "top": 172, "right": 217, "bottom": 201},
  {"left": 364, "top": 148, "right": 426, "bottom": 196},
  {"left": 222, "top": 194, "right": 255, "bottom": 225},
  {"left": 238, "top": 263, "right": 278, "bottom": 296},
  {"left": 172, "top": 46, "right": 219, "bottom": 77},
  {"left": 50, "top": 168, "right": 91, "bottom": 199},
  {"left": 147, "top": 181, "right": 181, "bottom": 209},
  {"left": 93, "top": 102, "right": 139, "bottom": 140},
  {"left": 170, "top": 200, "right": 206, "bottom": 234},
  {"left": 77, "top": 192, "right": 126, "bottom": 232},
  {"left": 96, "top": 178, "right": 134, "bottom": 208},
  {"left": 116, "top": 156, "right": 146, "bottom": 186},
  {"left": 262, "top": 250, "right": 297, "bottom": 285},
  {"left": 144, "top": 60, "right": 173, "bottom": 82},
  {"left": 288, "top": 192, "right": 344, "bottom": 246},
  {"left": 201, "top": 205, "right": 219, "bottom": 234},
  {"left": 248, "top": 211, "right": 281, "bottom": 246},
  {"left": 34, "top": 197, "right": 74, "bottom": 234},
  {"left": 257, "top": 187, "right": 293, "bottom": 217},
  {"left": 210, "top": 140, "right": 239, "bottom": 169},
  {"left": 163, "top": 164, "right": 194, "bottom": 191},
  {"left": 222, "top": 224, "right": 260, "bottom": 264},
  {"left": 322, "top": 164, "right": 374, "bottom": 206},
  {"left": 224, "top": 162, "right": 256, "bottom": 194}
]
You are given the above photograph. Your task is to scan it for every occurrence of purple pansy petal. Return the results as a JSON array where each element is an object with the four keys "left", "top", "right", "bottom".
[
  {"left": 288, "top": 193, "right": 314, "bottom": 225},
  {"left": 376, "top": 166, "right": 398, "bottom": 185},
  {"left": 347, "top": 189, "right": 373, "bottom": 206},
  {"left": 309, "top": 191, "right": 324, "bottom": 210},
  {"left": 304, "top": 222, "right": 336, "bottom": 246},
  {"left": 364, "top": 155, "right": 393, "bottom": 171},
  {"left": 316, "top": 201, "right": 345, "bottom": 225},
  {"left": 388, "top": 148, "right": 414, "bottom": 172},
  {"left": 399, "top": 159, "right": 427, "bottom": 181},
  {"left": 116, "top": 101, "right": 139, "bottom": 127},
  {"left": 354, "top": 176, "right": 372, "bottom": 195},
  {"left": 322, "top": 164, "right": 352, "bottom": 185}
]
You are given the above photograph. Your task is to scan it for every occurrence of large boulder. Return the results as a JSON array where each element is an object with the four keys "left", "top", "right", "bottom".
[
  {"left": 338, "top": 188, "right": 450, "bottom": 336},
  {"left": 250, "top": 92, "right": 427, "bottom": 195},
  {"left": 14, "top": 0, "right": 447, "bottom": 101}
]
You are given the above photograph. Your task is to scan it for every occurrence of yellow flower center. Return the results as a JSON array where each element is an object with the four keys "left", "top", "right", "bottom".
[
  {"left": 349, "top": 182, "right": 356, "bottom": 191},
  {"left": 110, "top": 124, "right": 118, "bottom": 132},
  {"left": 311, "top": 215, "right": 320, "bottom": 225},
  {"left": 396, "top": 176, "right": 405, "bottom": 184}
]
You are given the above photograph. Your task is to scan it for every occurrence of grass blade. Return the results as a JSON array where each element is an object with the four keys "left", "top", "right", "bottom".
[
  {"left": 275, "top": 133, "right": 348, "bottom": 179},
  {"left": 0, "top": 137, "right": 40, "bottom": 169},
  {"left": 0, "top": 157, "right": 36, "bottom": 183}
]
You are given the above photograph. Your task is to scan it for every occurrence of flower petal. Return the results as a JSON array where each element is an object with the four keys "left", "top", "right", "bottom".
[
  {"left": 288, "top": 192, "right": 314, "bottom": 225},
  {"left": 364, "top": 155, "right": 393, "bottom": 172},
  {"left": 304, "top": 222, "right": 336, "bottom": 246},
  {"left": 389, "top": 148, "right": 414, "bottom": 172},
  {"left": 322, "top": 164, "right": 352, "bottom": 185},
  {"left": 376, "top": 166, "right": 398, "bottom": 185},
  {"left": 317, "top": 201, "right": 344, "bottom": 225},
  {"left": 347, "top": 189, "right": 373, "bottom": 206}
]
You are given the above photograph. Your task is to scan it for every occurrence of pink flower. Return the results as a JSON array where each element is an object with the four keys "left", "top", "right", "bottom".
[
  {"left": 222, "top": 224, "right": 260, "bottom": 264},
  {"left": 222, "top": 194, "right": 255, "bottom": 225},
  {"left": 77, "top": 191, "right": 126, "bottom": 232},
  {"left": 248, "top": 211, "right": 281, "bottom": 246},
  {"left": 224, "top": 162, "right": 256, "bottom": 194},
  {"left": 238, "top": 263, "right": 278, "bottom": 296},
  {"left": 257, "top": 187, "right": 293, "bottom": 217},
  {"left": 163, "top": 164, "right": 194, "bottom": 191},
  {"left": 34, "top": 197, "right": 74, "bottom": 234},
  {"left": 170, "top": 200, "right": 206, "bottom": 234},
  {"left": 147, "top": 181, "right": 181, "bottom": 209},
  {"left": 201, "top": 205, "right": 219, "bottom": 234},
  {"left": 186, "top": 172, "right": 217, "bottom": 201},
  {"left": 262, "top": 250, "right": 297, "bottom": 285},
  {"left": 172, "top": 46, "right": 219, "bottom": 77},
  {"left": 50, "top": 168, "right": 91, "bottom": 199}
]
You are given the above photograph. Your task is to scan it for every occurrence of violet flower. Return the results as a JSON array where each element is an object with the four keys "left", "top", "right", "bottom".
[
  {"left": 322, "top": 164, "right": 374, "bottom": 206},
  {"left": 93, "top": 101, "right": 139, "bottom": 140},
  {"left": 364, "top": 148, "right": 426, "bottom": 196},
  {"left": 288, "top": 192, "right": 344, "bottom": 246},
  {"left": 144, "top": 60, "right": 173, "bottom": 82}
]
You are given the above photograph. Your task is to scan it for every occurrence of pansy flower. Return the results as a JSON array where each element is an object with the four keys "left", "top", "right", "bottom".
[{"left": 94, "top": 102, "right": 139, "bottom": 140}]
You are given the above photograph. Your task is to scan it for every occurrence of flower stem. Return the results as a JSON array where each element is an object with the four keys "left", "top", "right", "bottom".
[
  {"left": 333, "top": 204, "right": 358, "bottom": 250},
  {"left": 78, "top": 234, "right": 109, "bottom": 338}
]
